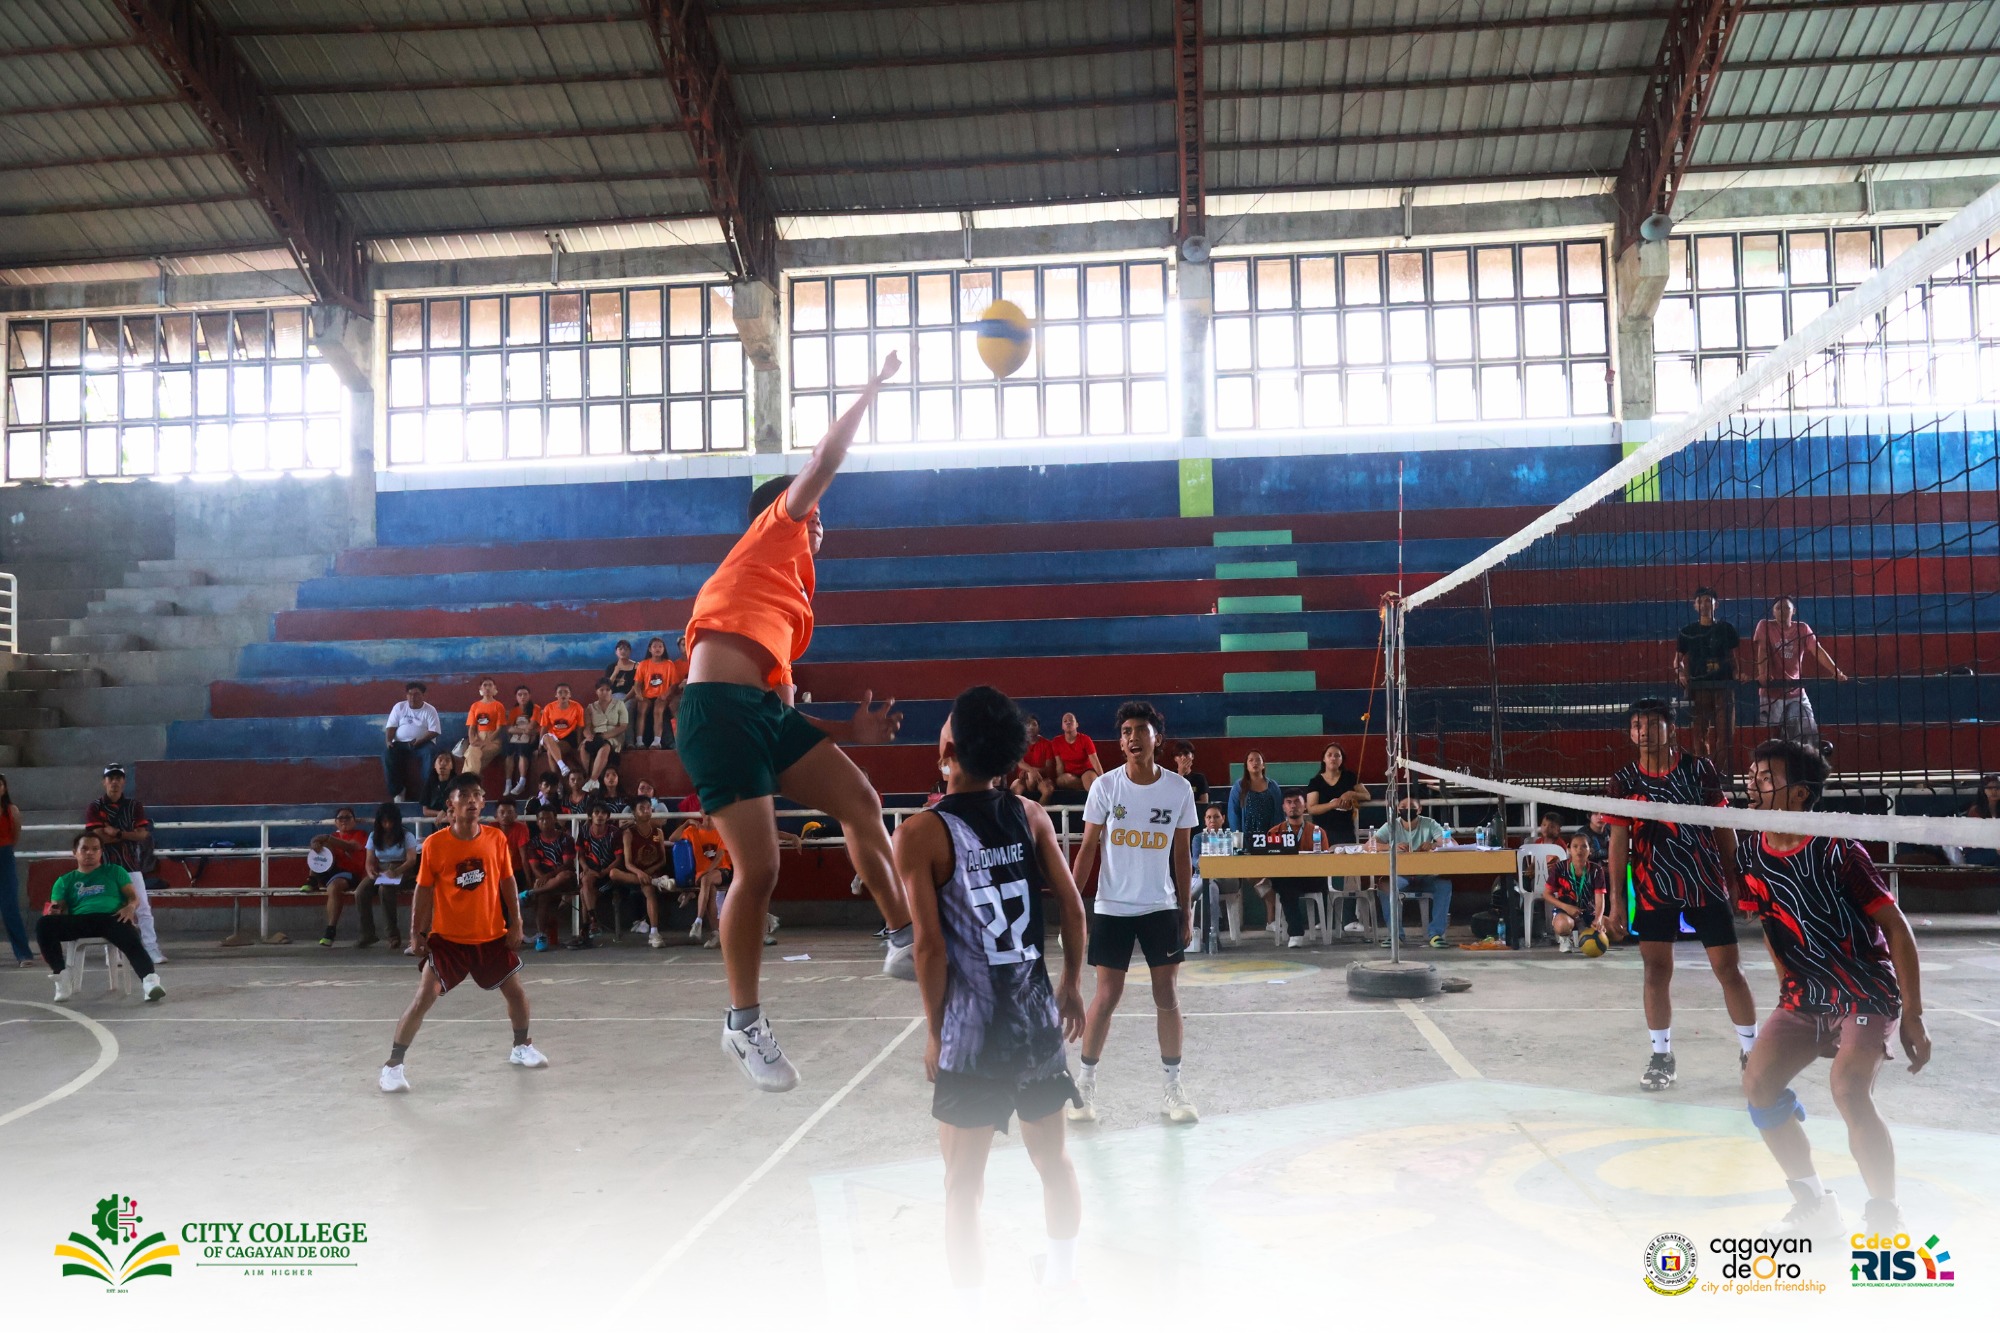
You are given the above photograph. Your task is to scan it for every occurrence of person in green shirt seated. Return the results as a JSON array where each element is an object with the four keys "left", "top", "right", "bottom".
[
  {"left": 38, "top": 829, "right": 163, "bottom": 1003},
  {"left": 1369, "top": 798, "right": 1454, "bottom": 949}
]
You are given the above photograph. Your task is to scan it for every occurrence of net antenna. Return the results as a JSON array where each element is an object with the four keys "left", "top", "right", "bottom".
[{"left": 1393, "top": 179, "right": 2000, "bottom": 853}]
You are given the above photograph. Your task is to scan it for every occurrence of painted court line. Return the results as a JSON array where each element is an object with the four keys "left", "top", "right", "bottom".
[
  {"left": 0, "top": 999, "right": 120, "bottom": 1130},
  {"left": 1396, "top": 998, "right": 1483, "bottom": 1079},
  {"left": 1943, "top": 1007, "right": 2000, "bottom": 1029},
  {"left": 611, "top": 1015, "right": 924, "bottom": 1314}
]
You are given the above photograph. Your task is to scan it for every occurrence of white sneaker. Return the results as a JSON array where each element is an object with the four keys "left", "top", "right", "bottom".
[
  {"left": 583, "top": 780, "right": 600, "bottom": 793},
  {"left": 1286, "top": 935, "right": 1303, "bottom": 949},
  {"left": 883, "top": 934, "right": 916, "bottom": 980},
  {"left": 652, "top": 875, "right": 675, "bottom": 892},
  {"left": 702, "top": 933, "right": 718, "bottom": 949},
  {"left": 648, "top": 931, "right": 666, "bottom": 949},
  {"left": 1163, "top": 1074, "right": 1199, "bottom": 1124},
  {"left": 52, "top": 971, "right": 73, "bottom": 1002},
  {"left": 150, "top": 950, "right": 168, "bottom": 965},
  {"left": 141, "top": 973, "right": 165, "bottom": 1002},
  {"left": 721, "top": 1016, "right": 799, "bottom": 1092},
  {"left": 764, "top": 913, "right": 780, "bottom": 945},
  {"left": 1343, "top": 920, "right": 1364, "bottom": 935},
  {"left": 1067, "top": 1064, "right": 1098, "bottom": 1122},
  {"left": 688, "top": 917, "right": 705, "bottom": 943},
  {"left": 1766, "top": 1186, "right": 1844, "bottom": 1241},
  {"left": 379, "top": 1064, "right": 410, "bottom": 1093},
  {"left": 849, "top": 873, "right": 865, "bottom": 897},
  {"left": 509, "top": 1043, "right": 549, "bottom": 1069}
]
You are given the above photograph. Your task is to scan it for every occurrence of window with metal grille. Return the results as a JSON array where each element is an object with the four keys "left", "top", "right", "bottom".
[
  {"left": 1210, "top": 241, "right": 1612, "bottom": 430},
  {"left": 1653, "top": 223, "right": 2000, "bottom": 414},
  {"left": 786, "top": 260, "right": 1173, "bottom": 446},
  {"left": 383, "top": 283, "right": 747, "bottom": 466},
  {"left": 4, "top": 308, "right": 346, "bottom": 482}
]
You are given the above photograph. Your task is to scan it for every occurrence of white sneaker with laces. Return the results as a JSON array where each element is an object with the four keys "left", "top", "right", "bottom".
[
  {"left": 509, "top": 1043, "right": 549, "bottom": 1068},
  {"left": 1163, "top": 1073, "right": 1199, "bottom": 1124},
  {"left": 652, "top": 875, "right": 675, "bottom": 892},
  {"left": 1067, "top": 1064, "right": 1098, "bottom": 1122},
  {"left": 688, "top": 917, "right": 705, "bottom": 943},
  {"left": 52, "top": 971, "right": 73, "bottom": 1002},
  {"left": 702, "top": 934, "right": 718, "bottom": 948},
  {"left": 1286, "top": 935, "right": 1303, "bottom": 949},
  {"left": 1766, "top": 1185, "right": 1844, "bottom": 1241},
  {"left": 883, "top": 935, "right": 916, "bottom": 980},
  {"left": 1343, "top": 920, "right": 1365, "bottom": 935},
  {"left": 379, "top": 1064, "right": 410, "bottom": 1093},
  {"left": 142, "top": 973, "right": 165, "bottom": 1002},
  {"left": 721, "top": 1016, "right": 799, "bottom": 1092},
  {"left": 648, "top": 930, "right": 666, "bottom": 949},
  {"left": 764, "top": 913, "right": 780, "bottom": 945},
  {"left": 582, "top": 779, "right": 600, "bottom": 793}
]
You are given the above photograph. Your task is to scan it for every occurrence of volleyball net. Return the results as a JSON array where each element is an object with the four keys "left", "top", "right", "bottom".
[{"left": 1388, "top": 180, "right": 2000, "bottom": 854}]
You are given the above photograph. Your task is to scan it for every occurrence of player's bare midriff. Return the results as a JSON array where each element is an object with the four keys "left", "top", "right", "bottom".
[{"left": 687, "top": 630, "right": 782, "bottom": 692}]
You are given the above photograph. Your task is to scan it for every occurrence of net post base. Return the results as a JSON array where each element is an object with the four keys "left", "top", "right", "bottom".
[{"left": 1347, "top": 960, "right": 1443, "bottom": 998}]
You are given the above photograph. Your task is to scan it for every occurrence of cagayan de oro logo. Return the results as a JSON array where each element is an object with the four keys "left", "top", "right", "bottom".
[
  {"left": 56, "top": 1193, "right": 179, "bottom": 1290},
  {"left": 1852, "top": 1229, "right": 1957, "bottom": 1288},
  {"left": 1644, "top": 1232, "right": 1700, "bottom": 1296}
]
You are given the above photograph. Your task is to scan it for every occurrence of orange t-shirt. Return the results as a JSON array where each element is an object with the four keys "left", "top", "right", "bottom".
[
  {"left": 634, "top": 657, "right": 682, "bottom": 700},
  {"left": 416, "top": 823, "right": 513, "bottom": 944},
  {"left": 537, "top": 699, "right": 585, "bottom": 739},
  {"left": 671, "top": 822, "right": 733, "bottom": 875},
  {"left": 685, "top": 492, "right": 815, "bottom": 687},
  {"left": 466, "top": 699, "right": 509, "bottom": 735}
]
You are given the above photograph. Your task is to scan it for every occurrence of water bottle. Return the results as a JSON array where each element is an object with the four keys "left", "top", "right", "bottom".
[
  {"left": 1475, "top": 825, "right": 1488, "bottom": 849},
  {"left": 1497, "top": 917, "right": 1508, "bottom": 946}
]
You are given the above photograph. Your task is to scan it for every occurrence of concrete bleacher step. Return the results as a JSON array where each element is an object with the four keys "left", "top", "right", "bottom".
[
  {"left": 28, "top": 648, "right": 238, "bottom": 685},
  {"left": 0, "top": 695, "right": 63, "bottom": 728},
  {"left": 15, "top": 619, "right": 70, "bottom": 653},
  {"left": 124, "top": 554, "right": 330, "bottom": 588},
  {"left": 66, "top": 612, "right": 272, "bottom": 648},
  {"left": 91, "top": 583, "right": 298, "bottom": 617},
  {"left": 49, "top": 633, "right": 139, "bottom": 654},
  {"left": 31, "top": 683, "right": 209, "bottom": 726},
  {"left": 7, "top": 662, "right": 105, "bottom": 690},
  {"left": 13, "top": 722, "right": 168, "bottom": 767},
  {"left": 7, "top": 766, "right": 121, "bottom": 811}
]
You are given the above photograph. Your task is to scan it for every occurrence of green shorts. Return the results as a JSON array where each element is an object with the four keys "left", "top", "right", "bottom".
[{"left": 676, "top": 681, "right": 827, "bottom": 813}]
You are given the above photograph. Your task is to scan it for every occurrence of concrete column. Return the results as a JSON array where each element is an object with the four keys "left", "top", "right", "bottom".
[
  {"left": 310, "top": 305, "right": 378, "bottom": 547},
  {"left": 733, "top": 279, "right": 784, "bottom": 454},
  {"left": 1614, "top": 239, "right": 1669, "bottom": 425},
  {"left": 1177, "top": 255, "right": 1212, "bottom": 443}
]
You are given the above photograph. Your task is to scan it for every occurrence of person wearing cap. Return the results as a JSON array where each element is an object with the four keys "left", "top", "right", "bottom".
[
  {"left": 384, "top": 682, "right": 442, "bottom": 802},
  {"left": 1675, "top": 587, "right": 1743, "bottom": 776},
  {"left": 84, "top": 764, "right": 163, "bottom": 963}
]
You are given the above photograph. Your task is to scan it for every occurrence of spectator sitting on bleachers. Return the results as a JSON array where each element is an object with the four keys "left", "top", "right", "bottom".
[
  {"left": 359, "top": 801, "right": 421, "bottom": 951},
  {"left": 501, "top": 685, "right": 540, "bottom": 798},
  {"left": 595, "top": 765, "right": 631, "bottom": 815},
  {"left": 633, "top": 636, "right": 678, "bottom": 749},
  {"left": 521, "top": 805, "right": 576, "bottom": 952},
  {"left": 674, "top": 810, "right": 735, "bottom": 948},
  {"left": 536, "top": 682, "right": 587, "bottom": 781},
  {"left": 461, "top": 678, "right": 509, "bottom": 785},
  {"left": 1045, "top": 712, "right": 1103, "bottom": 796},
  {"left": 571, "top": 802, "right": 621, "bottom": 951},
  {"left": 85, "top": 764, "right": 163, "bottom": 964},
  {"left": 489, "top": 795, "right": 530, "bottom": 883},
  {"left": 312, "top": 805, "right": 371, "bottom": 947},
  {"left": 420, "top": 751, "right": 459, "bottom": 819},
  {"left": 40, "top": 830, "right": 163, "bottom": 1003},
  {"left": 563, "top": 769, "right": 590, "bottom": 812},
  {"left": 383, "top": 682, "right": 441, "bottom": 802},
  {"left": 616, "top": 795, "right": 674, "bottom": 945},
  {"left": 1267, "top": 794, "right": 1329, "bottom": 948},
  {"left": 525, "top": 773, "right": 568, "bottom": 817},
  {"left": 605, "top": 639, "right": 639, "bottom": 702},
  {"left": 582, "top": 678, "right": 629, "bottom": 790},
  {"left": 1009, "top": 714, "right": 1054, "bottom": 803},
  {"left": 633, "top": 779, "right": 657, "bottom": 803}
]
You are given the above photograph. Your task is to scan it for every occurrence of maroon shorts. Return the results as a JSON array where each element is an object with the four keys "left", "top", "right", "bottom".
[
  {"left": 1760, "top": 1005, "right": 1896, "bottom": 1061},
  {"left": 425, "top": 935, "right": 521, "bottom": 994}
]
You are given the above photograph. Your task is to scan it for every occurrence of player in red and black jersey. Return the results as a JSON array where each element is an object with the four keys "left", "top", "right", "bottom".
[
  {"left": 1606, "top": 698, "right": 1758, "bottom": 1092},
  {"left": 520, "top": 806, "right": 576, "bottom": 951},
  {"left": 572, "top": 803, "right": 622, "bottom": 951},
  {"left": 1737, "top": 738, "right": 1930, "bottom": 1242}
]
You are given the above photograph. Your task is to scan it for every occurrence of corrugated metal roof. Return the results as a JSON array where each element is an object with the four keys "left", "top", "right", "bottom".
[{"left": 0, "top": 0, "right": 1995, "bottom": 269}]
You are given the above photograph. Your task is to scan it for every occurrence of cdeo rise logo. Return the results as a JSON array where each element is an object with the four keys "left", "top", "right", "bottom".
[
  {"left": 55, "top": 1193, "right": 180, "bottom": 1290},
  {"left": 1851, "top": 1230, "right": 1956, "bottom": 1288}
]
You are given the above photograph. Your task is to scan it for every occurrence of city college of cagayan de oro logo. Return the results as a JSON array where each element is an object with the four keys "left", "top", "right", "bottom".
[
  {"left": 1644, "top": 1232, "right": 1700, "bottom": 1296},
  {"left": 56, "top": 1193, "right": 179, "bottom": 1289}
]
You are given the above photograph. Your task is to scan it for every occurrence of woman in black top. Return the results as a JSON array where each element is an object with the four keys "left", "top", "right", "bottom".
[
  {"left": 1304, "top": 742, "right": 1368, "bottom": 845},
  {"left": 604, "top": 639, "right": 639, "bottom": 698}
]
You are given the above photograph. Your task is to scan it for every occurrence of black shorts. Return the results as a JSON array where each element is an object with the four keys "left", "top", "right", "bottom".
[
  {"left": 1086, "top": 908, "right": 1185, "bottom": 971},
  {"left": 933, "top": 1067, "right": 1080, "bottom": 1132},
  {"left": 502, "top": 740, "right": 537, "bottom": 759},
  {"left": 1632, "top": 902, "right": 1738, "bottom": 947},
  {"left": 1548, "top": 896, "right": 1596, "bottom": 926}
]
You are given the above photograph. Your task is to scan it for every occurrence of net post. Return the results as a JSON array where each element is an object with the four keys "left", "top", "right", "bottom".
[{"left": 1383, "top": 592, "right": 1404, "bottom": 964}]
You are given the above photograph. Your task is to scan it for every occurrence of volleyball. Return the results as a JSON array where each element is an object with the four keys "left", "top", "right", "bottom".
[
  {"left": 1579, "top": 928, "right": 1609, "bottom": 958},
  {"left": 975, "top": 300, "right": 1032, "bottom": 377}
]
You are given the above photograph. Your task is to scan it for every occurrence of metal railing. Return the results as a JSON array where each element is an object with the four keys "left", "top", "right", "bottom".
[{"left": 0, "top": 571, "right": 16, "bottom": 655}]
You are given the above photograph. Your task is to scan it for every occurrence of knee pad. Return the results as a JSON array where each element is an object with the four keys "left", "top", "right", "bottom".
[{"left": 1747, "top": 1087, "right": 1806, "bottom": 1130}]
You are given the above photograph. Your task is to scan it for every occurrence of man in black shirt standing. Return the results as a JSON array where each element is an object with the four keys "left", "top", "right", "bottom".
[{"left": 1674, "top": 588, "right": 1742, "bottom": 778}]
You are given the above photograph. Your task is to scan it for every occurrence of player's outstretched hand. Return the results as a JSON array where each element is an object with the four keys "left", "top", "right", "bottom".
[
  {"left": 1901, "top": 1013, "right": 1931, "bottom": 1073},
  {"left": 923, "top": 1029, "right": 940, "bottom": 1083},
  {"left": 850, "top": 690, "right": 903, "bottom": 745},
  {"left": 870, "top": 350, "right": 902, "bottom": 386},
  {"left": 1056, "top": 980, "right": 1086, "bottom": 1043}
]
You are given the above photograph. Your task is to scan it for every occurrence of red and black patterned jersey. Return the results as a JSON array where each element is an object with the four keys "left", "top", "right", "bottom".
[
  {"left": 1546, "top": 859, "right": 1605, "bottom": 911},
  {"left": 1737, "top": 835, "right": 1900, "bottom": 1015},
  {"left": 577, "top": 828, "right": 621, "bottom": 874},
  {"left": 1605, "top": 752, "right": 1729, "bottom": 910},
  {"left": 523, "top": 830, "right": 574, "bottom": 878}
]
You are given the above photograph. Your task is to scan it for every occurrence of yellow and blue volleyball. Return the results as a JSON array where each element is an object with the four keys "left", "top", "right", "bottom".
[{"left": 975, "top": 300, "right": 1032, "bottom": 378}]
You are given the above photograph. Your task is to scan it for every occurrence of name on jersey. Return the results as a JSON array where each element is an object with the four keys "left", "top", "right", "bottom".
[
  {"left": 963, "top": 843, "right": 1025, "bottom": 872},
  {"left": 1109, "top": 828, "right": 1172, "bottom": 849}
]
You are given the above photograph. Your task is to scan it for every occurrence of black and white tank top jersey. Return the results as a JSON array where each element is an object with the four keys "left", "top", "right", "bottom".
[{"left": 931, "top": 789, "right": 1066, "bottom": 1084}]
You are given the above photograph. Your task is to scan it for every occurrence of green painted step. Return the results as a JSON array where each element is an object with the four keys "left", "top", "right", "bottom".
[
  {"left": 1223, "top": 670, "right": 1317, "bottom": 692},
  {"left": 1226, "top": 714, "right": 1324, "bottom": 738},
  {"left": 1231, "top": 761, "right": 1321, "bottom": 786},
  {"left": 1220, "top": 632, "right": 1309, "bottom": 652},
  {"left": 1213, "top": 529, "right": 1291, "bottom": 547},
  {"left": 1179, "top": 458, "right": 1214, "bottom": 518},
  {"left": 1216, "top": 594, "right": 1303, "bottom": 615},
  {"left": 1216, "top": 560, "right": 1298, "bottom": 580}
]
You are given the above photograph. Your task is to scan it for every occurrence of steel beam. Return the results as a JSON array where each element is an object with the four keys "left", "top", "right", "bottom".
[
  {"left": 1172, "top": 0, "right": 1204, "bottom": 243},
  {"left": 116, "top": 0, "right": 367, "bottom": 310},
  {"left": 1616, "top": 0, "right": 1747, "bottom": 253},
  {"left": 646, "top": 0, "right": 778, "bottom": 281},
  {"left": 225, "top": 11, "right": 644, "bottom": 38}
]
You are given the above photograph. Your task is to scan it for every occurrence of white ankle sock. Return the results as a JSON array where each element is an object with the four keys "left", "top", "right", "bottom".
[
  {"left": 1649, "top": 1028, "right": 1672, "bottom": 1054},
  {"left": 1734, "top": 1023, "right": 1759, "bottom": 1053},
  {"left": 1044, "top": 1235, "right": 1077, "bottom": 1285},
  {"left": 951, "top": 1284, "right": 984, "bottom": 1315},
  {"left": 1789, "top": 1174, "right": 1825, "bottom": 1199}
]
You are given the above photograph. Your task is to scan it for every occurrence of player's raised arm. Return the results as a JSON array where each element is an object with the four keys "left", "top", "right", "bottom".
[{"left": 786, "top": 351, "right": 901, "bottom": 519}]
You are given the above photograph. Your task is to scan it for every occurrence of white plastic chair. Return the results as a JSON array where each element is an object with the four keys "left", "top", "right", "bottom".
[{"left": 64, "top": 940, "right": 131, "bottom": 995}]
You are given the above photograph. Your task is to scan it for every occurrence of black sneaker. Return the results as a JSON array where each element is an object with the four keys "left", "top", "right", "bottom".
[
  {"left": 566, "top": 934, "right": 596, "bottom": 950},
  {"left": 1640, "top": 1051, "right": 1677, "bottom": 1091}
]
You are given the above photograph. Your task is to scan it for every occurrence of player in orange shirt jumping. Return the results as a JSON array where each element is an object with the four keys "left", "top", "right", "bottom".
[
  {"left": 680, "top": 350, "right": 911, "bottom": 1091},
  {"left": 379, "top": 772, "right": 547, "bottom": 1092}
]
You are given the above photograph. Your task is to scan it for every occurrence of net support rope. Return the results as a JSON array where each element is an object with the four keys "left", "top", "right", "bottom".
[
  {"left": 1404, "top": 178, "right": 2000, "bottom": 612},
  {"left": 1400, "top": 757, "right": 2000, "bottom": 850}
]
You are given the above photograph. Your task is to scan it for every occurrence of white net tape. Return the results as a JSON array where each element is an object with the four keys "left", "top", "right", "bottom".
[{"left": 1401, "top": 758, "right": 2000, "bottom": 851}]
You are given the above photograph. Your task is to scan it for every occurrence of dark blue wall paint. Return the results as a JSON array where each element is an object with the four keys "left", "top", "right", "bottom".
[{"left": 1213, "top": 445, "right": 1623, "bottom": 516}]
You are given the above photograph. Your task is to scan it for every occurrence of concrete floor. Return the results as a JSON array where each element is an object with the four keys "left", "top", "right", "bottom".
[{"left": 5, "top": 923, "right": 1998, "bottom": 1331}]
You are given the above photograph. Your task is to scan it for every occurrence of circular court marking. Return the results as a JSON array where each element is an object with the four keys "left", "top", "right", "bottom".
[
  {"left": 1179, "top": 958, "right": 1316, "bottom": 987},
  {"left": 0, "top": 998, "right": 120, "bottom": 1130}
]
